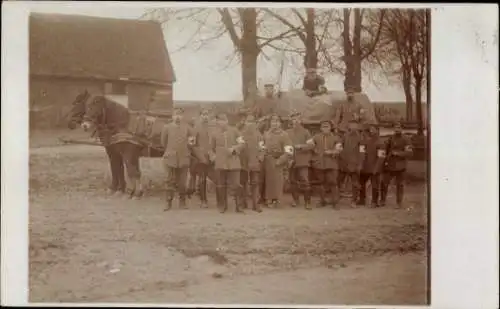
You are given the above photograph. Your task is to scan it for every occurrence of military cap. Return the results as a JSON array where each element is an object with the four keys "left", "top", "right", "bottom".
[
  {"left": 320, "top": 119, "right": 332, "bottom": 127},
  {"left": 289, "top": 110, "right": 301, "bottom": 118},
  {"left": 173, "top": 107, "right": 184, "bottom": 113},
  {"left": 216, "top": 113, "right": 228, "bottom": 120}
]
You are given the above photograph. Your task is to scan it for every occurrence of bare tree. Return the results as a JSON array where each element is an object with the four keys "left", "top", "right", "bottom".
[
  {"left": 267, "top": 8, "right": 386, "bottom": 93},
  {"left": 142, "top": 8, "right": 302, "bottom": 102},
  {"left": 377, "top": 9, "right": 429, "bottom": 133}
]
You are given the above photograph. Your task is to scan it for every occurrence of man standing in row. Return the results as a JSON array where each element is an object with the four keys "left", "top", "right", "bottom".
[
  {"left": 190, "top": 107, "right": 212, "bottom": 208},
  {"left": 161, "top": 107, "right": 195, "bottom": 210},
  {"left": 310, "top": 120, "right": 343, "bottom": 208},
  {"left": 358, "top": 123, "right": 385, "bottom": 207},
  {"left": 286, "top": 111, "right": 313, "bottom": 209},
  {"left": 338, "top": 120, "right": 366, "bottom": 207},
  {"left": 239, "top": 114, "right": 265, "bottom": 212},
  {"left": 380, "top": 122, "right": 413, "bottom": 208},
  {"left": 209, "top": 113, "right": 246, "bottom": 213}
]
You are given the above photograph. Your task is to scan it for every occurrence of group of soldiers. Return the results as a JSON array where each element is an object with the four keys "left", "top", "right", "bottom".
[{"left": 159, "top": 71, "right": 413, "bottom": 213}]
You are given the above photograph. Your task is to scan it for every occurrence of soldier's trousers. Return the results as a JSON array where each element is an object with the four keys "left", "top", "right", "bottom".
[
  {"left": 187, "top": 164, "right": 198, "bottom": 196},
  {"left": 215, "top": 169, "right": 241, "bottom": 212},
  {"left": 338, "top": 170, "right": 360, "bottom": 202},
  {"left": 289, "top": 166, "right": 311, "bottom": 204},
  {"left": 359, "top": 172, "right": 381, "bottom": 205},
  {"left": 240, "top": 170, "right": 261, "bottom": 210},
  {"left": 314, "top": 168, "right": 339, "bottom": 204},
  {"left": 381, "top": 170, "right": 405, "bottom": 205},
  {"left": 164, "top": 165, "right": 189, "bottom": 203},
  {"left": 258, "top": 163, "right": 266, "bottom": 203},
  {"left": 188, "top": 162, "right": 209, "bottom": 203}
]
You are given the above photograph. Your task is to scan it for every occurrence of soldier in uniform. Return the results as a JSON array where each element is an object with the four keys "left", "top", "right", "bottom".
[
  {"left": 302, "top": 68, "right": 326, "bottom": 97},
  {"left": 160, "top": 107, "right": 195, "bottom": 210},
  {"left": 286, "top": 111, "right": 313, "bottom": 209},
  {"left": 332, "top": 89, "right": 364, "bottom": 133},
  {"left": 239, "top": 114, "right": 265, "bottom": 212},
  {"left": 190, "top": 108, "right": 212, "bottom": 208},
  {"left": 208, "top": 113, "right": 246, "bottom": 213},
  {"left": 380, "top": 122, "right": 413, "bottom": 208},
  {"left": 262, "top": 114, "right": 293, "bottom": 208},
  {"left": 310, "top": 120, "right": 343, "bottom": 208},
  {"left": 358, "top": 123, "right": 385, "bottom": 207},
  {"left": 252, "top": 83, "right": 278, "bottom": 120},
  {"left": 338, "top": 119, "right": 366, "bottom": 207},
  {"left": 253, "top": 83, "right": 278, "bottom": 204}
]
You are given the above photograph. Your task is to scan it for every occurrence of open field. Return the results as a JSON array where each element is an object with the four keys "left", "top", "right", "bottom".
[{"left": 29, "top": 135, "right": 429, "bottom": 304}]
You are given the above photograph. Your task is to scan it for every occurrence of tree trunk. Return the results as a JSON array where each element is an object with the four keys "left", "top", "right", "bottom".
[
  {"left": 352, "top": 8, "right": 363, "bottom": 93},
  {"left": 402, "top": 67, "right": 414, "bottom": 121},
  {"left": 415, "top": 77, "right": 424, "bottom": 134},
  {"left": 241, "top": 51, "right": 258, "bottom": 102},
  {"left": 239, "top": 8, "right": 259, "bottom": 102},
  {"left": 342, "top": 9, "right": 354, "bottom": 92},
  {"left": 304, "top": 8, "right": 317, "bottom": 70}
]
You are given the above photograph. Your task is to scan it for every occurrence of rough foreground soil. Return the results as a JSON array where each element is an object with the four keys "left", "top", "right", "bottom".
[{"left": 29, "top": 144, "right": 428, "bottom": 305}]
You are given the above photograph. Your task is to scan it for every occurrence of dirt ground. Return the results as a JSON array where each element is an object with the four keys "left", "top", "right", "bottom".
[{"left": 29, "top": 140, "right": 429, "bottom": 305}]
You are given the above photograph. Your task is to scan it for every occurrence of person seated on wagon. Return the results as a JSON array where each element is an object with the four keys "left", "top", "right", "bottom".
[{"left": 302, "top": 68, "right": 326, "bottom": 98}]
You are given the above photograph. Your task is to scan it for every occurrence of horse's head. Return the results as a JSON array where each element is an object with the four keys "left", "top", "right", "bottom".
[
  {"left": 67, "top": 90, "right": 90, "bottom": 130},
  {"left": 81, "top": 95, "right": 107, "bottom": 132}
]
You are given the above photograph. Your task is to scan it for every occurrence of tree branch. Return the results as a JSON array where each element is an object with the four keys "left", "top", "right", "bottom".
[
  {"left": 217, "top": 8, "right": 241, "bottom": 49},
  {"left": 291, "top": 8, "right": 308, "bottom": 27},
  {"left": 257, "top": 28, "right": 300, "bottom": 49},
  {"left": 360, "top": 9, "right": 386, "bottom": 60},
  {"left": 262, "top": 8, "right": 307, "bottom": 43}
]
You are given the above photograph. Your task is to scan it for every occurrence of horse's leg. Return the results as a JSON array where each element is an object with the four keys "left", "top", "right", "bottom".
[
  {"left": 122, "top": 143, "right": 143, "bottom": 200},
  {"left": 116, "top": 155, "right": 126, "bottom": 196},
  {"left": 105, "top": 145, "right": 120, "bottom": 195}
]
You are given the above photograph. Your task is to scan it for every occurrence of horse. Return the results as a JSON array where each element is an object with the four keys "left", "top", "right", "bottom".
[{"left": 67, "top": 90, "right": 145, "bottom": 199}]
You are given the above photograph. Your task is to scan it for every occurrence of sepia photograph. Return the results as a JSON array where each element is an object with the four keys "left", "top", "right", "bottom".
[{"left": 1, "top": 1, "right": 498, "bottom": 307}]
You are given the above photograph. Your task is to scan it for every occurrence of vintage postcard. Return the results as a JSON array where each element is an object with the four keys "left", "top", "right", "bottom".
[{"left": 1, "top": 1, "right": 498, "bottom": 308}]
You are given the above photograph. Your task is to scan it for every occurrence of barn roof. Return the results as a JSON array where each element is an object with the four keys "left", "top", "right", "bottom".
[{"left": 29, "top": 13, "right": 175, "bottom": 83}]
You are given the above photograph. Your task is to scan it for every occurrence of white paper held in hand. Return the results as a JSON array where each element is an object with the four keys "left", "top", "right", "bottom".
[
  {"left": 306, "top": 138, "right": 315, "bottom": 146},
  {"left": 237, "top": 136, "right": 245, "bottom": 144},
  {"left": 335, "top": 142, "right": 343, "bottom": 151},
  {"left": 359, "top": 145, "right": 366, "bottom": 153},
  {"left": 284, "top": 145, "right": 294, "bottom": 155},
  {"left": 377, "top": 149, "right": 386, "bottom": 158}
]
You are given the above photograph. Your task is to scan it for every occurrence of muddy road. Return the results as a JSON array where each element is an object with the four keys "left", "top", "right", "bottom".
[{"left": 29, "top": 144, "right": 428, "bottom": 305}]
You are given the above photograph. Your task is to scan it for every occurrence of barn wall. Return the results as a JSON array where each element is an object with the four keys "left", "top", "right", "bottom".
[
  {"left": 30, "top": 77, "right": 174, "bottom": 129},
  {"left": 29, "top": 77, "right": 103, "bottom": 130},
  {"left": 127, "top": 83, "right": 173, "bottom": 112}
]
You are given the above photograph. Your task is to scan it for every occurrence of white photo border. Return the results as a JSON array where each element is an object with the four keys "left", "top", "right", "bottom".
[{"left": 1, "top": 2, "right": 498, "bottom": 308}]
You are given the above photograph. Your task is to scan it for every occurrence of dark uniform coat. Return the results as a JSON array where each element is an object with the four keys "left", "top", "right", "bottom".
[
  {"left": 384, "top": 134, "right": 413, "bottom": 171},
  {"left": 209, "top": 127, "right": 245, "bottom": 170},
  {"left": 286, "top": 125, "right": 313, "bottom": 167},
  {"left": 160, "top": 122, "right": 195, "bottom": 168},
  {"left": 311, "top": 132, "right": 343, "bottom": 170}
]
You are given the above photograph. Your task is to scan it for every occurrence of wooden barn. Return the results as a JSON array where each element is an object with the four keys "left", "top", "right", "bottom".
[{"left": 29, "top": 13, "right": 175, "bottom": 129}]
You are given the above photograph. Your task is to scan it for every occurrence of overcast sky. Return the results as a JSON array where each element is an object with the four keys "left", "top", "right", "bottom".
[{"left": 29, "top": 3, "right": 407, "bottom": 102}]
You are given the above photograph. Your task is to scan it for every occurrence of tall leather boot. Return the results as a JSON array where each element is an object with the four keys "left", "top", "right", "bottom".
[
  {"left": 304, "top": 188, "right": 312, "bottom": 210},
  {"left": 396, "top": 182, "right": 404, "bottom": 209}
]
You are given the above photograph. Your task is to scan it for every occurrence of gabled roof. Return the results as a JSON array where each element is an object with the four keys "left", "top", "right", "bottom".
[{"left": 29, "top": 13, "right": 175, "bottom": 83}]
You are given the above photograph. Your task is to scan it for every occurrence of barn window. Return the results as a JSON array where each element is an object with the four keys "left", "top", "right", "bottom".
[{"left": 104, "top": 82, "right": 127, "bottom": 95}]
